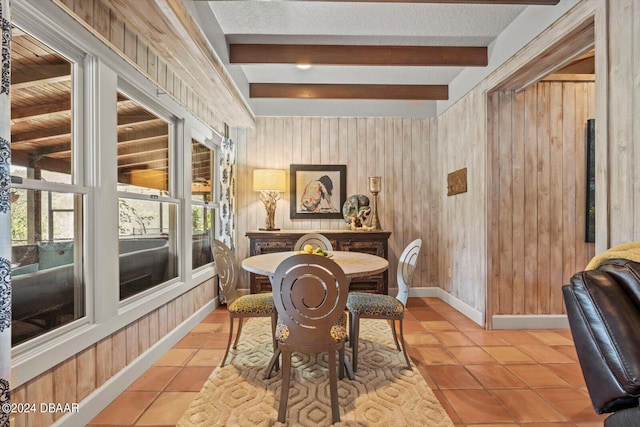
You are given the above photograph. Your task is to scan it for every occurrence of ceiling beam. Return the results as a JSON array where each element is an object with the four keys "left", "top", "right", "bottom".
[
  {"left": 12, "top": 99, "right": 71, "bottom": 121},
  {"left": 250, "top": 83, "right": 448, "bottom": 100},
  {"left": 11, "top": 63, "right": 71, "bottom": 89},
  {"left": 231, "top": 44, "right": 487, "bottom": 66},
  {"left": 292, "top": 0, "right": 560, "bottom": 3}
]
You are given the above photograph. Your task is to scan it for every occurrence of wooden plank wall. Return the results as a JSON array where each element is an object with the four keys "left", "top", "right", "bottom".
[
  {"left": 234, "top": 117, "right": 439, "bottom": 292},
  {"left": 607, "top": 0, "right": 640, "bottom": 246},
  {"left": 436, "top": 86, "right": 487, "bottom": 314},
  {"left": 488, "top": 81, "right": 595, "bottom": 317},
  {"left": 53, "top": 0, "right": 227, "bottom": 135},
  {"left": 10, "top": 279, "right": 215, "bottom": 426}
]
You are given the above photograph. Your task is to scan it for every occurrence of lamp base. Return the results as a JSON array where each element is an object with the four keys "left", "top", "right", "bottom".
[{"left": 259, "top": 228, "right": 280, "bottom": 231}]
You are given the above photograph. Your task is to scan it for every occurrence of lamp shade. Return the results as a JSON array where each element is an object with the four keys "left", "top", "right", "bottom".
[{"left": 253, "top": 169, "right": 286, "bottom": 192}]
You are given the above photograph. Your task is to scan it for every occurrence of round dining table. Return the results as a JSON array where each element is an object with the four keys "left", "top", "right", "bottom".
[{"left": 241, "top": 250, "right": 389, "bottom": 280}]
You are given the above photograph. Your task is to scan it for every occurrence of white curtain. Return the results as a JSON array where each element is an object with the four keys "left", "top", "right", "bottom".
[{"left": 0, "top": 0, "right": 11, "bottom": 421}]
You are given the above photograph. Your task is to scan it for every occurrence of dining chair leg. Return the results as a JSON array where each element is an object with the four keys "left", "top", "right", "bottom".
[
  {"left": 270, "top": 313, "right": 280, "bottom": 372},
  {"left": 264, "top": 348, "right": 281, "bottom": 380},
  {"left": 399, "top": 319, "right": 412, "bottom": 370},
  {"left": 232, "top": 316, "right": 244, "bottom": 349},
  {"left": 338, "top": 346, "right": 345, "bottom": 379},
  {"left": 328, "top": 350, "right": 340, "bottom": 424},
  {"left": 351, "top": 314, "right": 360, "bottom": 372},
  {"left": 278, "top": 350, "right": 292, "bottom": 423},
  {"left": 341, "top": 346, "right": 355, "bottom": 380},
  {"left": 348, "top": 311, "right": 354, "bottom": 348},
  {"left": 390, "top": 319, "right": 402, "bottom": 351},
  {"left": 221, "top": 316, "right": 235, "bottom": 367}
]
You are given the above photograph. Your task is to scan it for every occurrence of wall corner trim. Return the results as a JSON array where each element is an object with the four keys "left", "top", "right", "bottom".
[{"left": 409, "top": 287, "right": 484, "bottom": 327}]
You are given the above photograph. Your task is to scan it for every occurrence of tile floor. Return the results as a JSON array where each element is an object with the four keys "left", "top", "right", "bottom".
[{"left": 88, "top": 297, "right": 607, "bottom": 427}]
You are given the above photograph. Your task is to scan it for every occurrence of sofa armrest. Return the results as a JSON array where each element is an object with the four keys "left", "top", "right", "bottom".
[{"left": 563, "top": 260, "right": 640, "bottom": 413}]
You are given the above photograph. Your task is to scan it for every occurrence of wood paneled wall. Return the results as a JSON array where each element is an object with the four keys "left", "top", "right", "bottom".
[
  {"left": 607, "top": 0, "right": 640, "bottom": 246},
  {"left": 11, "top": 279, "right": 215, "bottom": 426},
  {"left": 436, "top": 86, "right": 488, "bottom": 314},
  {"left": 234, "top": 117, "right": 439, "bottom": 292},
  {"left": 54, "top": 0, "right": 227, "bottom": 135},
  {"left": 487, "top": 82, "right": 595, "bottom": 317}
]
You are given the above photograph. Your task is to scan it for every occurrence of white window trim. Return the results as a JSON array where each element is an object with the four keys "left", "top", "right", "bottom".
[{"left": 10, "top": 0, "right": 218, "bottom": 388}]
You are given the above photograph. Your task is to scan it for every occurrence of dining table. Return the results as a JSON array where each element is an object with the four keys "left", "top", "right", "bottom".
[{"left": 241, "top": 250, "right": 389, "bottom": 283}]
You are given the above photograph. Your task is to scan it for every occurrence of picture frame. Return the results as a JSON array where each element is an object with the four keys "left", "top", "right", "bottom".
[
  {"left": 585, "top": 118, "right": 595, "bottom": 243},
  {"left": 290, "top": 164, "right": 346, "bottom": 219}
]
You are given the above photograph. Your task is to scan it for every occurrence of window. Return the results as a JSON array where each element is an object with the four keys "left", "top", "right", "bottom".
[
  {"left": 116, "top": 92, "right": 178, "bottom": 300},
  {"left": 191, "top": 138, "right": 216, "bottom": 269},
  {"left": 10, "top": 27, "right": 85, "bottom": 345}
]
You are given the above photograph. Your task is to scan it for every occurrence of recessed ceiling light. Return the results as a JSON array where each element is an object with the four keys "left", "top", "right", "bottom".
[{"left": 296, "top": 64, "right": 311, "bottom": 70}]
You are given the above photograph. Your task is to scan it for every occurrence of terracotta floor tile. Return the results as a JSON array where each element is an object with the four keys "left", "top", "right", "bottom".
[
  {"left": 421, "top": 320, "right": 457, "bottom": 332},
  {"left": 189, "top": 322, "right": 220, "bottom": 333},
  {"left": 491, "top": 389, "right": 566, "bottom": 422},
  {"left": 165, "top": 367, "right": 214, "bottom": 392},
  {"left": 416, "top": 346, "right": 459, "bottom": 365},
  {"left": 405, "top": 298, "right": 430, "bottom": 308},
  {"left": 528, "top": 330, "right": 575, "bottom": 346},
  {"left": 462, "top": 330, "right": 511, "bottom": 346},
  {"left": 432, "top": 389, "right": 462, "bottom": 424},
  {"left": 404, "top": 332, "right": 439, "bottom": 346},
  {"left": 201, "top": 332, "right": 232, "bottom": 349},
  {"left": 449, "top": 346, "right": 498, "bottom": 365},
  {"left": 173, "top": 332, "right": 211, "bottom": 349},
  {"left": 135, "top": 391, "right": 198, "bottom": 425},
  {"left": 442, "top": 389, "right": 513, "bottom": 423},
  {"left": 494, "top": 330, "right": 546, "bottom": 345},
  {"left": 201, "top": 310, "right": 228, "bottom": 323},
  {"left": 466, "top": 364, "right": 526, "bottom": 389},
  {"left": 425, "top": 365, "right": 483, "bottom": 389},
  {"left": 89, "top": 391, "right": 158, "bottom": 425},
  {"left": 154, "top": 349, "right": 196, "bottom": 367},
  {"left": 409, "top": 308, "right": 447, "bottom": 321},
  {"left": 546, "top": 363, "right": 587, "bottom": 388},
  {"left": 553, "top": 345, "right": 580, "bottom": 362},
  {"left": 535, "top": 388, "right": 608, "bottom": 422},
  {"left": 433, "top": 331, "right": 476, "bottom": 347},
  {"left": 186, "top": 348, "right": 225, "bottom": 367},
  {"left": 127, "top": 366, "right": 180, "bottom": 391},
  {"left": 517, "top": 344, "right": 576, "bottom": 364},
  {"left": 482, "top": 346, "right": 536, "bottom": 364},
  {"left": 506, "top": 364, "right": 571, "bottom": 388},
  {"left": 400, "top": 319, "right": 428, "bottom": 334}
]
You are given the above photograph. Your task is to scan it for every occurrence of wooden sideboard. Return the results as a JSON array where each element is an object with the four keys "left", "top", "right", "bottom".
[{"left": 246, "top": 230, "right": 391, "bottom": 295}]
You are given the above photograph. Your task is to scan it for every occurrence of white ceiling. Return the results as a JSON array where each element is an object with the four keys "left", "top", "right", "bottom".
[{"left": 183, "top": 1, "right": 569, "bottom": 118}]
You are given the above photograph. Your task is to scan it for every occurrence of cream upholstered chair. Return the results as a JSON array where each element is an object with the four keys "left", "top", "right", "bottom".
[
  {"left": 212, "top": 239, "right": 277, "bottom": 367},
  {"left": 293, "top": 233, "right": 333, "bottom": 251},
  {"left": 346, "top": 238, "right": 422, "bottom": 372},
  {"left": 265, "top": 254, "right": 350, "bottom": 424}
]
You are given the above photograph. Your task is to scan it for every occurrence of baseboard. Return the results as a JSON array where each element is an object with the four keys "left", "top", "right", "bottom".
[
  {"left": 491, "top": 314, "right": 569, "bottom": 329},
  {"left": 408, "top": 287, "right": 485, "bottom": 327},
  {"left": 52, "top": 299, "right": 218, "bottom": 427}
]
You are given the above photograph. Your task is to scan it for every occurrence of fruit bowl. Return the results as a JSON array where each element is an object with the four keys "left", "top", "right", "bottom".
[{"left": 297, "top": 245, "right": 332, "bottom": 257}]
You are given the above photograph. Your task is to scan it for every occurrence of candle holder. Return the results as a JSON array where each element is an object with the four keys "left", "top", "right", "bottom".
[{"left": 368, "top": 176, "right": 382, "bottom": 230}]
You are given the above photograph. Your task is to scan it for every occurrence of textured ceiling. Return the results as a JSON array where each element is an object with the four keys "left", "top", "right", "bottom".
[{"left": 184, "top": 0, "right": 565, "bottom": 118}]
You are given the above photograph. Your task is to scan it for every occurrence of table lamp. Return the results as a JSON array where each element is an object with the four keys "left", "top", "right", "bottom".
[{"left": 253, "top": 169, "right": 287, "bottom": 231}]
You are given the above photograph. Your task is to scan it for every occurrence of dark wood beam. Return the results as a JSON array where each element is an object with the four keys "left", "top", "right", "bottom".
[
  {"left": 231, "top": 44, "right": 487, "bottom": 66},
  {"left": 294, "top": 1, "right": 559, "bottom": 3},
  {"left": 250, "top": 83, "right": 448, "bottom": 100}
]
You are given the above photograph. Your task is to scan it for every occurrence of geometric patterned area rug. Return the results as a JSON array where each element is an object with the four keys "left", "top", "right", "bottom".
[{"left": 177, "top": 317, "right": 454, "bottom": 427}]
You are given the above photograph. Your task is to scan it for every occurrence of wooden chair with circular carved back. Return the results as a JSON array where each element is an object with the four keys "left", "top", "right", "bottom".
[
  {"left": 293, "top": 233, "right": 333, "bottom": 251},
  {"left": 346, "top": 238, "right": 422, "bottom": 372},
  {"left": 264, "top": 253, "right": 350, "bottom": 424},
  {"left": 212, "top": 239, "right": 277, "bottom": 367}
]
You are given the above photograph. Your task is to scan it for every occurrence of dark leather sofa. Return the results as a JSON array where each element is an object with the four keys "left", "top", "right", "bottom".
[{"left": 563, "top": 258, "right": 640, "bottom": 427}]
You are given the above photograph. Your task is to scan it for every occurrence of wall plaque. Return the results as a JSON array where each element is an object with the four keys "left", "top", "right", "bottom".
[{"left": 447, "top": 168, "right": 467, "bottom": 196}]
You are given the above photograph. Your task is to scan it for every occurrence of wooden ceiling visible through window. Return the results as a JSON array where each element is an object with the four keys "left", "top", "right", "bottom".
[{"left": 10, "top": 27, "right": 172, "bottom": 183}]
